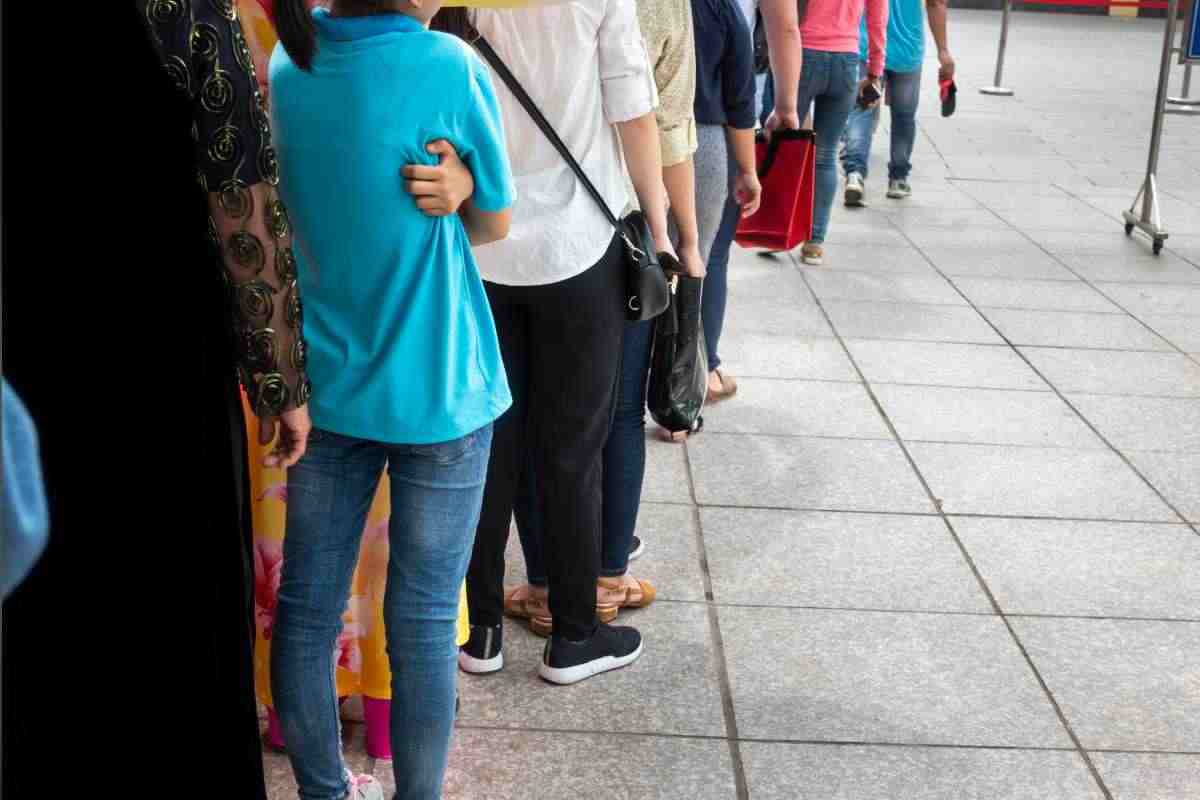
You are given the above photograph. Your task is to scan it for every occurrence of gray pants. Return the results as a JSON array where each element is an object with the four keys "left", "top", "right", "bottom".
[{"left": 694, "top": 123, "right": 731, "bottom": 263}]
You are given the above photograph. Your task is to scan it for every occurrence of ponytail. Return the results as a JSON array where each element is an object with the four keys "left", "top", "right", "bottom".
[{"left": 276, "top": 0, "right": 317, "bottom": 71}]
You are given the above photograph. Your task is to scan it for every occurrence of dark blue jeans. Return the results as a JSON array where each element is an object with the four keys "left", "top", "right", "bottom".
[
  {"left": 272, "top": 424, "right": 492, "bottom": 800},
  {"left": 707, "top": 173, "right": 740, "bottom": 372},
  {"left": 762, "top": 49, "right": 860, "bottom": 243},
  {"left": 516, "top": 318, "right": 654, "bottom": 583},
  {"left": 842, "top": 62, "right": 922, "bottom": 181}
]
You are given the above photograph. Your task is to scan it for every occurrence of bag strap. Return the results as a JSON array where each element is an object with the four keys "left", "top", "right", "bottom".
[{"left": 464, "top": 22, "right": 621, "bottom": 230}]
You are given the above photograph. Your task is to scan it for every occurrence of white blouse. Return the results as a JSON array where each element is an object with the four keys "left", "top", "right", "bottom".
[{"left": 471, "top": 0, "right": 658, "bottom": 287}]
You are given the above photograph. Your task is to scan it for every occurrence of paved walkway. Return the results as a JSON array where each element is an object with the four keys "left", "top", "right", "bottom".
[{"left": 265, "top": 10, "right": 1200, "bottom": 799}]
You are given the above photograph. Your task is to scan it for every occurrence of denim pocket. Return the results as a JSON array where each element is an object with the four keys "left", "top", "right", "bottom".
[{"left": 411, "top": 431, "right": 477, "bottom": 466}]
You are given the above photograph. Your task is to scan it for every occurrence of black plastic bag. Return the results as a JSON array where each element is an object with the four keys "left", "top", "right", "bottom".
[{"left": 648, "top": 259, "right": 708, "bottom": 435}]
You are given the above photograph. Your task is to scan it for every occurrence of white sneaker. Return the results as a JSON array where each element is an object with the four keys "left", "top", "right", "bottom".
[
  {"left": 844, "top": 172, "right": 866, "bottom": 207},
  {"left": 345, "top": 772, "right": 385, "bottom": 800},
  {"left": 887, "top": 179, "right": 912, "bottom": 199}
]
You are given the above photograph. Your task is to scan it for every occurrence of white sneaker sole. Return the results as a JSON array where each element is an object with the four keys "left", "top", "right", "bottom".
[
  {"left": 887, "top": 189, "right": 911, "bottom": 199},
  {"left": 538, "top": 640, "right": 644, "bottom": 686},
  {"left": 628, "top": 540, "right": 645, "bottom": 561},
  {"left": 458, "top": 649, "right": 504, "bottom": 675},
  {"left": 802, "top": 254, "right": 824, "bottom": 266}
]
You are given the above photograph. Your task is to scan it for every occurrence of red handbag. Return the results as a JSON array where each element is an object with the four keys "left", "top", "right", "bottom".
[{"left": 735, "top": 129, "right": 816, "bottom": 252}]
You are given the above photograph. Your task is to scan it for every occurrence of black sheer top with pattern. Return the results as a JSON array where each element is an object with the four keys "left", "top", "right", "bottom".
[{"left": 138, "top": 0, "right": 310, "bottom": 417}]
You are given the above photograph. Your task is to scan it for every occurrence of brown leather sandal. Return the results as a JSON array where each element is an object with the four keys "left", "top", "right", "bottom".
[{"left": 706, "top": 369, "right": 738, "bottom": 404}]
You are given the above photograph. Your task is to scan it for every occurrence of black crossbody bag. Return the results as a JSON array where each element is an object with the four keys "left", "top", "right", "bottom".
[{"left": 466, "top": 26, "right": 670, "bottom": 321}]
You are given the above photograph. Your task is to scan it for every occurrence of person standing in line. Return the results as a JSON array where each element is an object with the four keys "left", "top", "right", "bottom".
[
  {"left": 761, "top": 0, "right": 888, "bottom": 266},
  {"left": 841, "top": 0, "right": 955, "bottom": 205},
  {"left": 446, "top": 1, "right": 676, "bottom": 687},
  {"left": 701, "top": 0, "right": 802, "bottom": 403},
  {"left": 270, "top": 0, "right": 516, "bottom": 797},
  {"left": 3, "top": 4, "right": 312, "bottom": 796},
  {"left": 502, "top": 0, "right": 703, "bottom": 634}
]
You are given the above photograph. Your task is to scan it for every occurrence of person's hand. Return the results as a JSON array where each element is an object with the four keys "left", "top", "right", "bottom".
[
  {"left": 734, "top": 170, "right": 762, "bottom": 219},
  {"left": 402, "top": 139, "right": 474, "bottom": 217},
  {"left": 677, "top": 241, "right": 706, "bottom": 278},
  {"left": 763, "top": 107, "right": 801, "bottom": 139},
  {"left": 260, "top": 405, "right": 312, "bottom": 470},
  {"left": 938, "top": 50, "right": 957, "bottom": 82},
  {"left": 857, "top": 77, "right": 883, "bottom": 110}
]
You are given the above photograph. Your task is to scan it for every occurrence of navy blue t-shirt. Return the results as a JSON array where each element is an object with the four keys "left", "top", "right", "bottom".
[{"left": 693, "top": 0, "right": 757, "bottom": 129}]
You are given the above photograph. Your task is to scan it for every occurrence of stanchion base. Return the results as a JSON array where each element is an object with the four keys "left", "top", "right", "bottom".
[
  {"left": 980, "top": 87, "right": 1015, "bottom": 96},
  {"left": 1123, "top": 210, "right": 1168, "bottom": 256}
]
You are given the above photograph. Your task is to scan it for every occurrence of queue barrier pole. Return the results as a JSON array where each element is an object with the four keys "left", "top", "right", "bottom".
[
  {"left": 980, "top": 0, "right": 1016, "bottom": 96},
  {"left": 980, "top": 0, "right": 1174, "bottom": 99},
  {"left": 1123, "top": 0, "right": 1197, "bottom": 255}
]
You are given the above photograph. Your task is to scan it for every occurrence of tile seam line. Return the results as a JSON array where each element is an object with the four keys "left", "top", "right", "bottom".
[
  {"left": 456, "top": 722, "right": 1199, "bottom": 754},
  {"left": 681, "top": 433, "right": 750, "bottom": 800},
  {"left": 646, "top": 599, "right": 1200, "bottom": 625},
  {"left": 792, "top": 246, "right": 1118, "bottom": 800},
  {"left": 1019, "top": 184, "right": 1200, "bottom": 368},
  {"left": 920, "top": 205, "right": 1200, "bottom": 532},
  {"left": 686, "top": 501, "right": 1193, "bottom": 525}
]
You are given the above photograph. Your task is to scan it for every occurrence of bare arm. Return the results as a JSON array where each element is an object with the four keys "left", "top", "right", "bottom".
[
  {"left": 662, "top": 158, "right": 704, "bottom": 276},
  {"left": 759, "top": 0, "right": 803, "bottom": 132},
  {"left": 926, "top": 0, "right": 955, "bottom": 81},
  {"left": 462, "top": 202, "right": 512, "bottom": 247},
  {"left": 725, "top": 127, "right": 762, "bottom": 218},
  {"left": 617, "top": 112, "right": 674, "bottom": 256}
]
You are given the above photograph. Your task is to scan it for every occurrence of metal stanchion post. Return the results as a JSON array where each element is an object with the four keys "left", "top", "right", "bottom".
[
  {"left": 1167, "top": 63, "right": 1195, "bottom": 106},
  {"left": 981, "top": 0, "right": 1016, "bottom": 96},
  {"left": 1123, "top": 0, "right": 1180, "bottom": 255}
]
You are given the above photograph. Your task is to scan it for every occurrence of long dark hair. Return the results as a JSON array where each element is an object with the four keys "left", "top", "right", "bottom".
[
  {"left": 276, "top": 0, "right": 318, "bottom": 71},
  {"left": 428, "top": 8, "right": 472, "bottom": 40}
]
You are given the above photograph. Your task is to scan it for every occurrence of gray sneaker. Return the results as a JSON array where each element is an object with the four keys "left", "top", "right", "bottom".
[
  {"left": 887, "top": 179, "right": 912, "bottom": 199},
  {"left": 844, "top": 172, "right": 866, "bottom": 207}
]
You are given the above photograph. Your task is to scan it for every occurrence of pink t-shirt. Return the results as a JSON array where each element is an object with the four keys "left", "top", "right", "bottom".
[{"left": 801, "top": 0, "right": 888, "bottom": 77}]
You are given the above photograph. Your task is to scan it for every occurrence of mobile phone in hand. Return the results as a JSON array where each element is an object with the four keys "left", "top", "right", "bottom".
[{"left": 858, "top": 81, "right": 882, "bottom": 109}]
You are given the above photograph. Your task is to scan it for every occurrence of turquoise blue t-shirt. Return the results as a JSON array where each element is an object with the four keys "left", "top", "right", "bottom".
[
  {"left": 270, "top": 11, "right": 514, "bottom": 444},
  {"left": 860, "top": 0, "right": 925, "bottom": 74}
]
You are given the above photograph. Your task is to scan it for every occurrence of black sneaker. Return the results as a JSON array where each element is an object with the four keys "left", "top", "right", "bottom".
[
  {"left": 538, "top": 623, "right": 643, "bottom": 685},
  {"left": 628, "top": 535, "right": 645, "bottom": 562},
  {"left": 458, "top": 624, "right": 503, "bottom": 675}
]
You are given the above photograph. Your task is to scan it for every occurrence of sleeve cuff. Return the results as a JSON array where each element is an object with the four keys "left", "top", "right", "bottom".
[
  {"left": 602, "top": 76, "right": 658, "bottom": 125},
  {"left": 660, "top": 119, "right": 698, "bottom": 167}
]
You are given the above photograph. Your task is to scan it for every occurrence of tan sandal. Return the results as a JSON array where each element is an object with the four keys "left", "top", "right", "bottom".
[
  {"left": 656, "top": 426, "right": 691, "bottom": 444},
  {"left": 504, "top": 584, "right": 552, "bottom": 638},
  {"left": 706, "top": 369, "right": 738, "bottom": 405},
  {"left": 596, "top": 574, "right": 658, "bottom": 622}
]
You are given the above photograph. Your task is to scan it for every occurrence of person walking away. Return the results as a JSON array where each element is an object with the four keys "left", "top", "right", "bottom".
[
  {"left": 270, "top": 0, "right": 515, "bottom": 797},
  {"left": 842, "top": 0, "right": 954, "bottom": 205},
  {"left": 447, "top": 1, "right": 676, "bottom": 687},
  {"left": 761, "top": 0, "right": 888, "bottom": 266}
]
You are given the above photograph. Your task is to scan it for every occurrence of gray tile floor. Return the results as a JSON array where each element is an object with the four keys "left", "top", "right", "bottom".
[{"left": 264, "top": 10, "right": 1200, "bottom": 799}]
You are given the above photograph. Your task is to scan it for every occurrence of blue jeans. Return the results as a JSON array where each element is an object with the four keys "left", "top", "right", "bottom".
[
  {"left": 842, "top": 63, "right": 922, "bottom": 182},
  {"left": 516, "top": 319, "right": 654, "bottom": 583},
  {"left": 272, "top": 424, "right": 493, "bottom": 800},
  {"left": 762, "top": 50, "right": 860, "bottom": 243}
]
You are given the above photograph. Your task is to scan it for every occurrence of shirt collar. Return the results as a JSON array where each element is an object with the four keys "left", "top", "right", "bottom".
[{"left": 312, "top": 7, "right": 425, "bottom": 41}]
